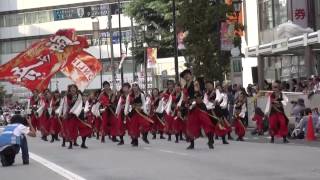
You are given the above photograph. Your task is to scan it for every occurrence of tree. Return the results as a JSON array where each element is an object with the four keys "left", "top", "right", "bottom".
[
  {"left": 178, "top": 0, "right": 233, "bottom": 81},
  {"left": 124, "top": 0, "right": 174, "bottom": 66},
  {"left": 124, "top": 0, "right": 233, "bottom": 81}
]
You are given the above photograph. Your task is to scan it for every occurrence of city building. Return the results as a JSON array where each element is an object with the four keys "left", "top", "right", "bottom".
[
  {"left": 245, "top": 0, "right": 320, "bottom": 89},
  {"left": 0, "top": 0, "right": 185, "bottom": 103},
  {"left": 239, "top": 0, "right": 259, "bottom": 88}
]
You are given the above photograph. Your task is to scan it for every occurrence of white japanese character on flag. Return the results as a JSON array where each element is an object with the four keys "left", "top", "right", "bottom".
[
  {"left": 46, "top": 35, "right": 80, "bottom": 53},
  {"left": 10, "top": 54, "right": 50, "bottom": 82}
]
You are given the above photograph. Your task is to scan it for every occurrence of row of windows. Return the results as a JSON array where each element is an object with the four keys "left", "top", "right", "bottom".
[
  {"left": 0, "top": 30, "right": 132, "bottom": 54},
  {"left": 263, "top": 55, "right": 306, "bottom": 81},
  {"left": 0, "top": 2, "right": 127, "bottom": 28},
  {"left": 258, "top": 0, "right": 288, "bottom": 31}
]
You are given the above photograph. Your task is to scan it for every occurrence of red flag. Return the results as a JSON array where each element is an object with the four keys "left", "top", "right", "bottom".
[
  {"left": 147, "top": 48, "right": 157, "bottom": 68},
  {"left": 0, "top": 29, "right": 89, "bottom": 91},
  {"left": 61, "top": 51, "right": 102, "bottom": 91}
]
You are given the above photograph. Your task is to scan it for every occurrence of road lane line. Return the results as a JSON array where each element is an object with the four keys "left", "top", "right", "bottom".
[
  {"left": 158, "top": 149, "right": 188, "bottom": 156},
  {"left": 143, "top": 147, "right": 188, "bottom": 156},
  {"left": 29, "top": 152, "right": 86, "bottom": 180}
]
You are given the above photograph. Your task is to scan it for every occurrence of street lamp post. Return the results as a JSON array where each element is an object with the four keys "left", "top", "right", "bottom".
[
  {"left": 91, "top": 16, "right": 103, "bottom": 89},
  {"left": 172, "top": 0, "right": 179, "bottom": 82},
  {"left": 124, "top": 39, "right": 129, "bottom": 82},
  {"left": 106, "top": 4, "right": 117, "bottom": 91},
  {"left": 118, "top": 0, "right": 124, "bottom": 86},
  {"left": 141, "top": 24, "right": 148, "bottom": 93},
  {"left": 130, "top": 17, "right": 136, "bottom": 82}
]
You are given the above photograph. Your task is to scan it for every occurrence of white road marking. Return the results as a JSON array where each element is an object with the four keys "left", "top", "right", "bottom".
[
  {"left": 143, "top": 147, "right": 188, "bottom": 156},
  {"left": 158, "top": 149, "right": 188, "bottom": 156},
  {"left": 29, "top": 152, "right": 86, "bottom": 180}
]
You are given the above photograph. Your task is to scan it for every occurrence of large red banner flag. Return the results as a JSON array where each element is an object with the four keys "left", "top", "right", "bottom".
[
  {"left": 61, "top": 51, "right": 102, "bottom": 91},
  {"left": 0, "top": 29, "right": 89, "bottom": 91}
]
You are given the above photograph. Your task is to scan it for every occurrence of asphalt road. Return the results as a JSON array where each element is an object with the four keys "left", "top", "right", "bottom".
[{"left": 1, "top": 129, "right": 320, "bottom": 180}]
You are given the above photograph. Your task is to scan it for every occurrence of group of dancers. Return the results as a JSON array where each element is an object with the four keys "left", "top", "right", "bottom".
[{"left": 26, "top": 69, "right": 290, "bottom": 150}]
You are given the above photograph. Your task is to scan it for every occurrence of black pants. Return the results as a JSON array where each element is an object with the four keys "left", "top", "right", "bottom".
[{"left": 0, "top": 135, "right": 29, "bottom": 166}]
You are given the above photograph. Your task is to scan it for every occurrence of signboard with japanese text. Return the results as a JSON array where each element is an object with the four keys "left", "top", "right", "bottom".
[
  {"left": 220, "top": 22, "right": 235, "bottom": 51},
  {"left": 291, "top": 0, "right": 308, "bottom": 28},
  {"left": 53, "top": 4, "right": 112, "bottom": 21}
]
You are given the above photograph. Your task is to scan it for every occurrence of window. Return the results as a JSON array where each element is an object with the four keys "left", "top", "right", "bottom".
[
  {"left": 16, "top": 13, "right": 24, "bottom": 25},
  {"left": 24, "top": 12, "right": 38, "bottom": 25},
  {"left": 123, "top": 60, "right": 133, "bottom": 73},
  {"left": 38, "top": 10, "right": 52, "bottom": 23},
  {"left": 274, "top": 0, "right": 288, "bottom": 26},
  {"left": 7, "top": 14, "right": 16, "bottom": 27},
  {"left": 259, "top": 0, "right": 273, "bottom": 31},
  {"left": 0, "top": 15, "right": 5, "bottom": 27},
  {"left": 11, "top": 40, "right": 26, "bottom": 53},
  {"left": 0, "top": 42, "right": 12, "bottom": 54}
]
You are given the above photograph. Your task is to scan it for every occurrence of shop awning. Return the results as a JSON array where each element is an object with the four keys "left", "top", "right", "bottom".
[{"left": 245, "top": 30, "right": 320, "bottom": 57}]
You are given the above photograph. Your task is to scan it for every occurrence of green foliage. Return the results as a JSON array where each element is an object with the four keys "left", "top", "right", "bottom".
[
  {"left": 124, "top": 0, "right": 233, "bottom": 81},
  {"left": 124, "top": 0, "right": 174, "bottom": 66}
]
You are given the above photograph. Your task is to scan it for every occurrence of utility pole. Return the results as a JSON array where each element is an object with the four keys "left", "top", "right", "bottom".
[
  {"left": 118, "top": 0, "right": 124, "bottom": 85},
  {"left": 130, "top": 17, "right": 135, "bottom": 82},
  {"left": 109, "top": 4, "right": 116, "bottom": 90},
  {"left": 173, "top": 0, "right": 179, "bottom": 82}
]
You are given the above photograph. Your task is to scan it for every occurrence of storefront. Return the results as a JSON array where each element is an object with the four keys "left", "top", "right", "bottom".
[
  {"left": 244, "top": 0, "right": 318, "bottom": 89},
  {"left": 246, "top": 30, "right": 320, "bottom": 88}
]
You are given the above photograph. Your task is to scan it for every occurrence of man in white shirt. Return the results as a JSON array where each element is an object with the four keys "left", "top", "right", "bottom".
[{"left": 0, "top": 112, "right": 36, "bottom": 167}]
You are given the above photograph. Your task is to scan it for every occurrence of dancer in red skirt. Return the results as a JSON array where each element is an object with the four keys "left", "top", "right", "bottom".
[
  {"left": 125, "top": 83, "right": 152, "bottom": 147},
  {"left": 204, "top": 81, "right": 229, "bottom": 145},
  {"left": 37, "top": 89, "right": 51, "bottom": 141},
  {"left": 77, "top": 91, "right": 92, "bottom": 149},
  {"left": 214, "top": 84, "right": 232, "bottom": 144},
  {"left": 251, "top": 107, "right": 265, "bottom": 135},
  {"left": 115, "top": 83, "right": 131, "bottom": 145},
  {"left": 149, "top": 88, "right": 165, "bottom": 140},
  {"left": 180, "top": 69, "right": 214, "bottom": 149},
  {"left": 91, "top": 90, "right": 102, "bottom": 140},
  {"left": 49, "top": 90, "right": 61, "bottom": 143},
  {"left": 172, "top": 83, "right": 186, "bottom": 143},
  {"left": 233, "top": 92, "right": 247, "bottom": 141},
  {"left": 162, "top": 80, "right": 175, "bottom": 141},
  {"left": 265, "top": 81, "right": 289, "bottom": 143},
  {"left": 27, "top": 90, "right": 40, "bottom": 131},
  {"left": 99, "top": 81, "right": 118, "bottom": 143},
  {"left": 84, "top": 91, "right": 98, "bottom": 138},
  {"left": 60, "top": 84, "right": 83, "bottom": 149},
  {"left": 186, "top": 92, "right": 215, "bottom": 149}
]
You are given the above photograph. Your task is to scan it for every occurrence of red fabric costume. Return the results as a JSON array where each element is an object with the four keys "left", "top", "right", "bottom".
[
  {"left": 38, "top": 97, "right": 51, "bottom": 136},
  {"left": 49, "top": 97, "right": 61, "bottom": 135},
  {"left": 268, "top": 92, "right": 289, "bottom": 137},
  {"left": 127, "top": 93, "right": 151, "bottom": 139}
]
